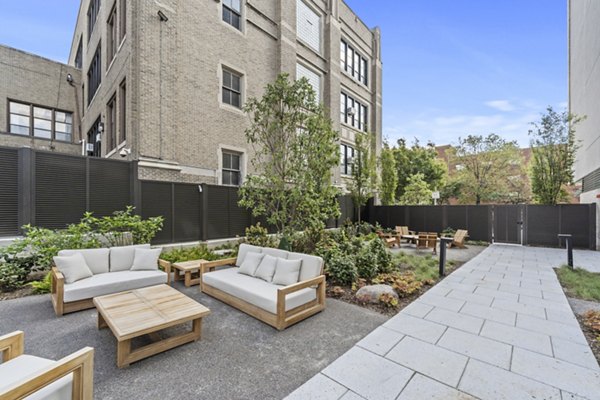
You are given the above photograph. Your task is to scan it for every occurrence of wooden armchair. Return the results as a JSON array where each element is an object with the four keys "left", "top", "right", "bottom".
[
  {"left": 0, "top": 331, "right": 94, "bottom": 400},
  {"left": 376, "top": 231, "right": 397, "bottom": 248},
  {"left": 448, "top": 229, "right": 469, "bottom": 249}
]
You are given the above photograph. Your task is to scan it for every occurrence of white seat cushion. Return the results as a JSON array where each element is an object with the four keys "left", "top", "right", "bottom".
[
  {"left": 203, "top": 268, "right": 316, "bottom": 314},
  {"left": 63, "top": 270, "right": 167, "bottom": 302},
  {"left": 236, "top": 244, "right": 263, "bottom": 266},
  {"left": 0, "top": 355, "right": 72, "bottom": 400},
  {"left": 287, "top": 252, "right": 324, "bottom": 281},
  {"left": 58, "top": 248, "right": 110, "bottom": 275},
  {"left": 109, "top": 244, "right": 151, "bottom": 272}
]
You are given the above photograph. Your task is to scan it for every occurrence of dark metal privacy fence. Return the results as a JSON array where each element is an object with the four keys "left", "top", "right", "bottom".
[
  {"left": 368, "top": 203, "right": 597, "bottom": 250},
  {"left": 0, "top": 147, "right": 356, "bottom": 244}
]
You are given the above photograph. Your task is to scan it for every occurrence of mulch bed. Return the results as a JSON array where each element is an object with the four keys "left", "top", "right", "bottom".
[{"left": 0, "top": 286, "right": 36, "bottom": 301}]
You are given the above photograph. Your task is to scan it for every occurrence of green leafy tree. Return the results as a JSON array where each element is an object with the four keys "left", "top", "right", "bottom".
[
  {"left": 239, "top": 74, "right": 340, "bottom": 238},
  {"left": 450, "top": 134, "right": 521, "bottom": 204},
  {"left": 349, "top": 132, "right": 377, "bottom": 222},
  {"left": 392, "top": 139, "right": 446, "bottom": 200},
  {"left": 398, "top": 173, "right": 433, "bottom": 205},
  {"left": 529, "top": 107, "right": 583, "bottom": 205},
  {"left": 379, "top": 143, "right": 398, "bottom": 205}
]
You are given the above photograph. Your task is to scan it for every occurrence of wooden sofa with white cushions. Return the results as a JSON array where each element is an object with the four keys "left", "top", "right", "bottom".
[
  {"left": 51, "top": 244, "right": 170, "bottom": 316},
  {"left": 0, "top": 331, "right": 94, "bottom": 399},
  {"left": 200, "top": 244, "right": 326, "bottom": 330}
]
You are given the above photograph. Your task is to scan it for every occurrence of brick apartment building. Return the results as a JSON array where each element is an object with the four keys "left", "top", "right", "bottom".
[{"left": 0, "top": 0, "right": 382, "bottom": 188}]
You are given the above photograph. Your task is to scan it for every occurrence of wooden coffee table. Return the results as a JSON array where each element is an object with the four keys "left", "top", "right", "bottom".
[
  {"left": 93, "top": 284, "right": 210, "bottom": 368},
  {"left": 172, "top": 259, "right": 208, "bottom": 287}
]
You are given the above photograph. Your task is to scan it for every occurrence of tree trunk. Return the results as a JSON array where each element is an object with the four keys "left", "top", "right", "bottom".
[{"left": 476, "top": 195, "right": 481, "bottom": 205}]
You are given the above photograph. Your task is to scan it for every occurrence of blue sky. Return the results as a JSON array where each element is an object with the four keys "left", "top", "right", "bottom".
[{"left": 0, "top": 1, "right": 567, "bottom": 147}]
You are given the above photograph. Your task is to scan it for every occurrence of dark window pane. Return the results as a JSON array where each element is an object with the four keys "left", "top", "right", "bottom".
[
  {"left": 231, "top": 92, "right": 241, "bottom": 108},
  {"left": 232, "top": 75, "right": 240, "bottom": 92},
  {"left": 232, "top": 171, "right": 240, "bottom": 186},
  {"left": 232, "top": 13, "right": 240, "bottom": 29},
  {"left": 222, "top": 89, "right": 230, "bottom": 105},
  {"left": 223, "top": 153, "right": 231, "bottom": 169},
  {"left": 231, "top": 154, "right": 240, "bottom": 170},
  {"left": 223, "top": 70, "right": 231, "bottom": 88}
]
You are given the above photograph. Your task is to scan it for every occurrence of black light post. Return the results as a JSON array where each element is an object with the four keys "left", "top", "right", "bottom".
[
  {"left": 439, "top": 237, "right": 453, "bottom": 277},
  {"left": 558, "top": 234, "right": 573, "bottom": 268}
]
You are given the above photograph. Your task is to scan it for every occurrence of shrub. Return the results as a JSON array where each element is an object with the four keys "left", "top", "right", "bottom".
[
  {"left": 245, "top": 223, "right": 277, "bottom": 248},
  {"left": 379, "top": 292, "right": 399, "bottom": 308},
  {"left": 355, "top": 247, "right": 378, "bottom": 281},
  {"left": 0, "top": 261, "right": 29, "bottom": 291},
  {"left": 373, "top": 272, "right": 423, "bottom": 297},
  {"left": 325, "top": 251, "right": 357, "bottom": 286},
  {"left": 368, "top": 238, "right": 393, "bottom": 273},
  {"left": 160, "top": 245, "right": 222, "bottom": 263},
  {"left": 30, "top": 272, "right": 52, "bottom": 294}
]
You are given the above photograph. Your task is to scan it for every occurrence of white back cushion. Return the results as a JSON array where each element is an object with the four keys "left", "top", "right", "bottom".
[
  {"left": 254, "top": 254, "right": 278, "bottom": 282},
  {"left": 238, "top": 252, "right": 264, "bottom": 276},
  {"left": 261, "top": 247, "right": 289, "bottom": 259},
  {"left": 110, "top": 244, "right": 151, "bottom": 272},
  {"left": 131, "top": 248, "right": 162, "bottom": 271},
  {"left": 272, "top": 258, "right": 302, "bottom": 286},
  {"left": 236, "top": 244, "right": 263, "bottom": 266},
  {"left": 288, "top": 252, "right": 324, "bottom": 281},
  {"left": 53, "top": 253, "right": 93, "bottom": 284},
  {"left": 58, "top": 248, "right": 110, "bottom": 275}
]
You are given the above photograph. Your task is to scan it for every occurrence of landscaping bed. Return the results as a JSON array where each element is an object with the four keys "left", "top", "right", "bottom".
[{"left": 577, "top": 311, "right": 600, "bottom": 364}]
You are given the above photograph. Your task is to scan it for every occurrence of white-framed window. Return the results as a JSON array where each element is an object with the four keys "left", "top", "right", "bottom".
[
  {"left": 296, "top": 0, "right": 321, "bottom": 53},
  {"left": 340, "top": 143, "right": 355, "bottom": 175},
  {"left": 296, "top": 63, "right": 321, "bottom": 103},
  {"left": 340, "top": 92, "right": 368, "bottom": 132},
  {"left": 222, "top": 151, "right": 241, "bottom": 186},
  {"left": 8, "top": 100, "right": 73, "bottom": 142},
  {"left": 222, "top": 0, "right": 242, "bottom": 30},
  {"left": 341, "top": 40, "right": 368, "bottom": 86},
  {"left": 222, "top": 68, "right": 242, "bottom": 108}
]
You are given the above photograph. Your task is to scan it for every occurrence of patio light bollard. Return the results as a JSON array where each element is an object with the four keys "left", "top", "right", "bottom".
[
  {"left": 558, "top": 234, "right": 574, "bottom": 268},
  {"left": 438, "top": 237, "right": 453, "bottom": 277}
]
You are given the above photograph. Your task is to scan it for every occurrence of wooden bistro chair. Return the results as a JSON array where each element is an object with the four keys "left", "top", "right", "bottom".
[
  {"left": 0, "top": 331, "right": 94, "bottom": 399},
  {"left": 416, "top": 232, "right": 438, "bottom": 254},
  {"left": 448, "top": 229, "right": 469, "bottom": 249}
]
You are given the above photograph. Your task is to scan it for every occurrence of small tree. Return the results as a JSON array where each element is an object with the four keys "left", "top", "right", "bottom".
[
  {"left": 349, "top": 132, "right": 377, "bottom": 222},
  {"left": 379, "top": 143, "right": 398, "bottom": 205},
  {"left": 529, "top": 107, "right": 583, "bottom": 205},
  {"left": 239, "top": 74, "right": 340, "bottom": 238},
  {"left": 393, "top": 139, "right": 446, "bottom": 200},
  {"left": 398, "top": 173, "right": 432, "bottom": 205}
]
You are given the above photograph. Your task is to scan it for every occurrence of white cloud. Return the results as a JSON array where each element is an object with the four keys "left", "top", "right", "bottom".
[{"left": 484, "top": 100, "right": 515, "bottom": 112}]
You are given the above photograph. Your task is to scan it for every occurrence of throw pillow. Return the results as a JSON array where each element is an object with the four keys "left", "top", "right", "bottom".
[
  {"left": 130, "top": 248, "right": 163, "bottom": 271},
  {"left": 272, "top": 258, "right": 302, "bottom": 286},
  {"left": 53, "top": 253, "right": 93, "bottom": 284},
  {"left": 238, "top": 252, "right": 264, "bottom": 276},
  {"left": 254, "top": 254, "right": 278, "bottom": 282}
]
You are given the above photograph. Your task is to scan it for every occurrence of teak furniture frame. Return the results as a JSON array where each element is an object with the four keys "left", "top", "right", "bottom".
[
  {"left": 93, "top": 284, "right": 210, "bottom": 368},
  {"left": 0, "top": 331, "right": 94, "bottom": 400},
  {"left": 416, "top": 232, "right": 438, "bottom": 254},
  {"left": 51, "top": 259, "right": 171, "bottom": 316},
  {"left": 448, "top": 229, "right": 469, "bottom": 249},
  {"left": 199, "top": 257, "right": 326, "bottom": 330},
  {"left": 167, "top": 258, "right": 208, "bottom": 287}
]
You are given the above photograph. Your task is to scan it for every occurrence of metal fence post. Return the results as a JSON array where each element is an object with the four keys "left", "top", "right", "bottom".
[
  {"left": 439, "top": 237, "right": 453, "bottom": 277},
  {"left": 558, "top": 234, "right": 573, "bottom": 268}
]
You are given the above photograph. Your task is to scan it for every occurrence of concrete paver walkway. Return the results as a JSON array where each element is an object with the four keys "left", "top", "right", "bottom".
[{"left": 286, "top": 245, "right": 600, "bottom": 400}]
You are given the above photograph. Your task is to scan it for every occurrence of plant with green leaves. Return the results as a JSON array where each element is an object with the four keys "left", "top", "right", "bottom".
[
  {"left": 244, "top": 223, "right": 277, "bottom": 248},
  {"left": 80, "top": 206, "right": 164, "bottom": 245},
  {"left": 398, "top": 173, "right": 433, "bottom": 205},
  {"left": 239, "top": 73, "right": 340, "bottom": 239},
  {"left": 379, "top": 143, "right": 398, "bottom": 205},
  {"left": 348, "top": 132, "right": 377, "bottom": 222},
  {"left": 529, "top": 107, "right": 583, "bottom": 205},
  {"left": 160, "top": 245, "right": 222, "bottom": 264}
]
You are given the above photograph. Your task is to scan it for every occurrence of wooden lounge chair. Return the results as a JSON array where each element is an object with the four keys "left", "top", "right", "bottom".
[
  {"left": 448, "top": 229, "right": 469, "bottom": 249},
  {"left": 377, "top": 231, "right": 397, "bottom": 248},
  {"left": 0, "top": 331, "right": 94, "bottom": 399},
  {"left": 416, "top": 232, "right": 438, "bottom": 254},
  {"left": 395, "top": 226, "right": 416, "bottom": 244}
]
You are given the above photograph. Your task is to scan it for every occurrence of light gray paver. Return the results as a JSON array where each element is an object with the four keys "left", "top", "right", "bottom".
[
  {"left": 397, "top": 374, "right": 477, "bottom": 400},
  {"left": 511, "top": 347, "right": 600, "bottom": 399},
  {"left": 285, "top": 373, "right": 348, "bottom": 400},
  {"left": 322, "top": 347, "right": 413, "bottom": 400},
  {"left": 285, "top": 245, "right": 600, "bottom": 400},
  {"left": 386, "top": 336, "right": 468, "bottom": 387}
]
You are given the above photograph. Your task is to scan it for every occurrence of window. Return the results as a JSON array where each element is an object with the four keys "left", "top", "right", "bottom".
[
  {"left": 340, "top": 93, "right": 368, "bottom": 131},
  {"left": 340, "top": 143, "right": 355, "bottom": 175},
  {"left": 87, "top": 117, "right": 102, "bottom": 157},
  {"left": 222, "top": 151, "right": 241, "bottom": 186},
  {"left": 341, "top": 40, "right": 368, "bottom": 86},
  {"left": 222, "top": 0, "right": 241, "bottom": 30},
  {"left": 87, "top": 0, "right": 101, "bottom": 41},
  {"left": 119, "top": 79, "right": 126, "bottom": 143},
  {"left": 74, "top": 38, "right": 83, "bottom": 69},
  {"left": 296, "top": 63, "right": 321, "bottom": 103},
  {"left": 222, "top": 69, "right": 242, "bottom": 108},
  {"left": 8, "top": 101, "right": 73, "bottom": 142},
  {"left": 297, "top": 0, "right": 321, "bottom": 53},
  {"left": 107, "top": 95, "right": 116, "bottom": 151},
  {"left": 107, "top": 5, "right": 117, "bottom": 63},
  {"left": 119, "top": 0, "right": 126, "bottom": 41},
  {"left": 87, "top": 44, "right": 102, "bottom": 105}
]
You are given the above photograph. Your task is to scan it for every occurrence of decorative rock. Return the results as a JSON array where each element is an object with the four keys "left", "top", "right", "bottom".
[{"left": 356, "top": 284, "right": 399, "bottom": 304}]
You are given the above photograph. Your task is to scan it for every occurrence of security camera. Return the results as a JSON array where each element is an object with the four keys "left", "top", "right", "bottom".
[{"left": 119, "top": 148, "right": 131, "bottom": 157}]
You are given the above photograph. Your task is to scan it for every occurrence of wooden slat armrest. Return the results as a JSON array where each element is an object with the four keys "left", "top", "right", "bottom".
[
  {"left": 0, "top": 331, "right": 24, "bottom": 362},
  {"left": 200, "top": 257, "right": 237, "bottom": 273},
  {"left": 0, "top": 347, "right": 94, "bottom": 400},
  {"left": 278, "top": 275, "right": 326, "bottom": 296}
]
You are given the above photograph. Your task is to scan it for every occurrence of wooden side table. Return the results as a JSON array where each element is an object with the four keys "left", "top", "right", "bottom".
[{"left": 172, "top": 259, "right": 208, "bottom": 287}]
